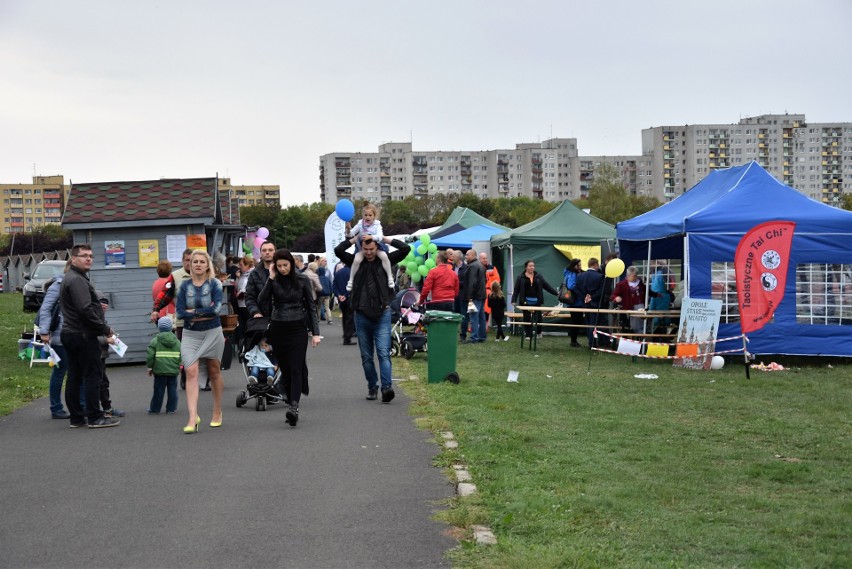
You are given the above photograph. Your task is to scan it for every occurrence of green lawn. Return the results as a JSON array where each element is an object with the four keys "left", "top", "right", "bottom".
[
  {"left": 0, "top": 293, "right": 51, "bottom": 415},
  {"left": 399, "top": 334, "right": 852, "bottom": 568}
]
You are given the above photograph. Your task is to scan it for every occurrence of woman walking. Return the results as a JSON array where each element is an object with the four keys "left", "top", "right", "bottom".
[
  {"left": 175, "top": 250, "right": 225, "bottom": 433},
  {"left": 258, "top": 249, "right": 321, "bottom": 427}
]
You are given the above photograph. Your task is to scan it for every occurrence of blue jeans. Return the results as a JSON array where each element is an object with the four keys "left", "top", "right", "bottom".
[
  {"left": 250, "top": 366, "right": 275, "bottom": 381},
  {"left": 354, "top": 309, "right": 393, "bottom": 390},
  {"left": 48, "top": 343, "right": 68, "bottom": 414},
  {"left": 468, "top": 299, "right": 486, "bottom": 342},
  {"left": 149, "top": 374, "right": 179, "bottom": 413}
]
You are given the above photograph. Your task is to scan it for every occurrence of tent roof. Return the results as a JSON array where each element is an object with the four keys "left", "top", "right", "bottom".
[
  {"left": 492, "top": 200, "right": 615, "bottom": 247},
  {"left": 617, "top": 161, "right": 852, "bottom": 240},
  {"left": 433, "top": 207, "right": 507, "bottom": 234},
  {"left": 432, "top": 224, "right": 506, "bottom": 249},
  {"left": 430, "top": 223, "right": 466, "bottom": 240}
]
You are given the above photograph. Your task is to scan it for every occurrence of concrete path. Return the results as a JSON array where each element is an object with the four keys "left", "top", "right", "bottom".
[{"left": 0, "top": 321, "right": 455, "bottom": 569}]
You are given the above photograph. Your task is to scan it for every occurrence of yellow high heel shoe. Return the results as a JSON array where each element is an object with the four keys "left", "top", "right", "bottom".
[
  {"left": 210, "top": 414, "right": 222, "bottom": 428},
  {"left": 183, "top": 416, "right": 201, "bottom": 434}
]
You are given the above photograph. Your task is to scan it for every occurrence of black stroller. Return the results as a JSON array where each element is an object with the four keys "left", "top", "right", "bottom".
[
  {"left": 390, "top": 288, "right": 428, "bottom": 359},
  {"left": 235, "top": 317, "right": 287, "bottom": 411}
]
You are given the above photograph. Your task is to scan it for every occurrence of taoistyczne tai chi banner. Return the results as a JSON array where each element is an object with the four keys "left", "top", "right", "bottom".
[{"left": 734, "top": 220, "right": 796, "bottom": 334}]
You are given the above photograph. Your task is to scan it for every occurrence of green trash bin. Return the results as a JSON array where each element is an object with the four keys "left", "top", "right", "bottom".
[{"left": 424, "top": 310, "right": 462, "bottom": 384}]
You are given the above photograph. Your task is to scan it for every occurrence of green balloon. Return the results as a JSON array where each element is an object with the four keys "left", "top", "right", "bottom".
[
  {"left": 420, "top": 234, "right": 431, "bottom": 245},
  {"left": 427, "top": 243, "right": 438, "bottom": 253},
  {"left": 418, "top": 265, "right": 429, "bottom": 276},
  {"left": 405, "top": 252, "right": 415, "bottom": 263},
  {"left": 416, "top": 255, "right": 425, "bottom": 265},
  {"left": 407, "top": 261, "right": 418, "bottom": 273},
  {"left": 417, "top": 244, "right": 427, "bottom": 255},
  {"left": 425, "top": 259, "right": 436, "bottom": 269},
  {"left": 410, "top": 272, "right": 422, "bottom": 283}
]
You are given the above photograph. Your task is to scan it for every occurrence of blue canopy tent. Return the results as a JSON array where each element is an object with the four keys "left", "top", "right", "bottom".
[
  {"left": 432, "top": 224, "right": 505, "bottom": 249},
  {"left": 616, "top": 161, "right": 852, "bottom": 356}
]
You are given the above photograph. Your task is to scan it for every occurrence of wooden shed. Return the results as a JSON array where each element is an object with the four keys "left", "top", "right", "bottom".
[{"left": 62, "top": 177, "right": 244, "bottom": 364}]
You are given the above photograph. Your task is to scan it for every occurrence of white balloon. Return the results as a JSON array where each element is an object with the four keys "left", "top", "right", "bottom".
[{"left": 710, "top": 356, "right": 725, "bottom": 370}]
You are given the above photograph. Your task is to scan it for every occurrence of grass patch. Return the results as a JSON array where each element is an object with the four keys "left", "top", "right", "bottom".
[
  {"left": 0, "top": 293, "right": 51, "bottom": 415},
  {"left": 399, "top": 334, "right": 852, "bottom": 568}
]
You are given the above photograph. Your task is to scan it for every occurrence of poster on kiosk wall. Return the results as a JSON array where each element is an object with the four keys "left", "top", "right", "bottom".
[{"left": 673, "top": 298, "right": 722, "bottom": 370}]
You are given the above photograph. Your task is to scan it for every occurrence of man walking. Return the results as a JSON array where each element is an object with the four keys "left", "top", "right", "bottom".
[
  {"left": 335, "top": 234, "right": 410, "bottom": 402},
  {"left": 463, "top": 249, "right": 487, "bottom": 343},
  {"left": 452, "top": 250, "right": 468, "bottom": 340},
  {"left": 245, "top": 240, "right": 276, "bottom": 318},
  {"left": 60, "top": 244, "right": 120, "bottom": 428},
  {"left": 332, "top": 262, "right": 356, "bottom": 345}
]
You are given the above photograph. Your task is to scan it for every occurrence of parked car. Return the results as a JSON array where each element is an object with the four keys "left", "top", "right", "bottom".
[{"left": 23, "top": 260, "right": 67, "bottom": 311}]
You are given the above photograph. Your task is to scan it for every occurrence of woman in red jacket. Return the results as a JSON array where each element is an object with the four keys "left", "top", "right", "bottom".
[{"left": 610, "top": 265, "right": 656, "bottom": 335}]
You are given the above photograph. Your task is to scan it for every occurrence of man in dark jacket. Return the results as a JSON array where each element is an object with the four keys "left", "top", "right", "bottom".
[
  {"left": 245, "top": 241, "right": 276, "bottom": 318},
  {"left": 59, "top": 244, "right": 120, "bottom": 429},
  {"left": 577, "top": 257, "right": 606, "bottom": 348},
  {"left": 452, "top": 250, "right": 469, "bottom": 339},
  {"left": 335, "top": 234, "right": 410, "bottom": 402},
  {"left": 463, "top": 249, "right": 487, "bottom": 342}
]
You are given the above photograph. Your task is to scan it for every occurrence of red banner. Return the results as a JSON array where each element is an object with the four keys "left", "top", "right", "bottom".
[{"left": 734, "top": 221, "right": 796, "bottom": 334}]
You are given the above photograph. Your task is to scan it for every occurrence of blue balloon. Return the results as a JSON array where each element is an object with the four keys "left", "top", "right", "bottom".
[{"left": 336, "top": 199, "right": 355, "bottom": 221}]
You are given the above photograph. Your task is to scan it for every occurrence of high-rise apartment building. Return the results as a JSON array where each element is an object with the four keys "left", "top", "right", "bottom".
[
  {"left": 0, "top": 175, "right": 69, "bottom": 234},
  {"left": 320, "top": 139, "right": 585, "bottom": 204},
  {"left": 642, "top": 114, "right": 851, "bottom": 204},
  {"left": 321, "top": 114, "right": 850, "bottom": 206}
]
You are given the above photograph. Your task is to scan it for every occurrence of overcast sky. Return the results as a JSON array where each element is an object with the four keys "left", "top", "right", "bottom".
[{"left": 2, "top": 0, "right": 850, "bottom": 206}]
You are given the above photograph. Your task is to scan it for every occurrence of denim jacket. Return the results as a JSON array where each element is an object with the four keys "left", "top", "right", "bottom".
[{"left": 176, "top": 278, "right": 223, "bottom": 332}]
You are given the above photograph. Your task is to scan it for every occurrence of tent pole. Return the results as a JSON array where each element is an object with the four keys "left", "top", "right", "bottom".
[
  {"left": 507, "top": 244, "right": 515, "bottom": 311},
  {"left": 643, "top": 241, "right": 652, "bottom": 335},
  {"left": 742, "top": 336, "right": 750, "bottom": 380}
]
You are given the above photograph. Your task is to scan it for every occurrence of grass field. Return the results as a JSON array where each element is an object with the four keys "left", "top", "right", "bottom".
[
  {"left": 399, "top": 331, "right": 852, "bottom": 568},
  {"left": 0, "top": 293, "right": 51, "bottom": 415}
]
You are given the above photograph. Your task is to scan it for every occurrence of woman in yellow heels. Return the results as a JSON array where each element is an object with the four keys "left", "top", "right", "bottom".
[{"left": 176, "top": 250, "right": 226, "bottom": 433}]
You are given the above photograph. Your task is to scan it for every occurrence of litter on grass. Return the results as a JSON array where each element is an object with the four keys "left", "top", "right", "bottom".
[
  {"left": 633, "top": 374, "right": 659, "bottom": 380},
  {"left": 750, "top": 361, "right": 786, "bottom": 372},
  {"left": 507, "top": 370, "right": 519, "bottom": 383}
]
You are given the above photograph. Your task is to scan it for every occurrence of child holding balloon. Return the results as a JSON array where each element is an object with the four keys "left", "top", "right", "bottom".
[{"left": 346, "top": 203, "right": 394, "bottom": 290}]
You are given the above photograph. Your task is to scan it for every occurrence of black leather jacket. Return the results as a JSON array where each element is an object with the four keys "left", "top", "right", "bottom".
[
  {"left": 59, "top": 266, "right": 111, "bottom": 337},
  {"left": 245, "top": 263, "right": 271, "bottom": 317},
  {"left": 257, "top": 272, "right": 320, "bottom": 335}
]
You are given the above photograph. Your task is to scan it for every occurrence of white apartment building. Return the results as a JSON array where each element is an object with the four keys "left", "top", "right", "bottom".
[
  {"left": 642, "top": 114, "right": 851, "bottom": 204},
  {"left": 319, "top": 139, "right": 583, "bottom": 204},
  {"left": 320, "top": 114, "right": 851, "bottom": 206}
]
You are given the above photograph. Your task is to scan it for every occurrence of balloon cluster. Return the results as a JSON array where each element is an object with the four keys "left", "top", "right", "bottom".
[
  {"left": 403, "top": 233, "right": 438, "bottom": 283},
  {"left": 249, "top": 227, "right": 270, "bottom": 258}
]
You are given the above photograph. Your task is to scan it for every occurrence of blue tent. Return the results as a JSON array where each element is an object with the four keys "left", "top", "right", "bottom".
[
  {"left": 432, "top": 224, "right": 505, "bottom": 249},
  {"left": 617, "top": 161, "right": 852, "bottom": 357}
]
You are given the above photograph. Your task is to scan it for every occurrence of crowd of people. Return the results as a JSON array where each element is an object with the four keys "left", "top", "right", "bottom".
[{"left": 34, "top": 202, "right": 676, "bottom": 433}]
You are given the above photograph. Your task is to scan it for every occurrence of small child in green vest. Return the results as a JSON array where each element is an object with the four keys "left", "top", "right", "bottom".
[{"left": 146, "top": 316, "right": 182, "bottom": 414}]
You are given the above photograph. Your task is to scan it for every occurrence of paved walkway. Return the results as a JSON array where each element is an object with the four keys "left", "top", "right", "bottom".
[{"left": 0, "top": 321, "right": 454, "bottom": 568}]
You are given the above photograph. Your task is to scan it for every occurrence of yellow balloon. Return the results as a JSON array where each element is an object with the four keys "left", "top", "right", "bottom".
[{"left": 605, "top": 258, "right": 625, "bottom": 278}]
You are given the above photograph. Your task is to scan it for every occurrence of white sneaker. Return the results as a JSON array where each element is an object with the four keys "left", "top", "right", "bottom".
[
  {"left": 248, "top": 376, "right": 258, "bottom": 385},
  {"left": 503, "top": 336, "right": 510, "bottom": 342}
]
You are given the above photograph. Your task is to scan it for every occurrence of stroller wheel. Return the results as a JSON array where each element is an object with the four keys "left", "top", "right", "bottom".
[
  {"left": 236, "top": 391, "right": 247, "bottom": 408},
  {"left": 255, "top": 397, "right": 262, "bottom": 411},
  {"left": 390, "top": 338, "right": 400, "bottom": 357},
  {"left": 259, "top": 398, "right": 267, "bottom": 412},
  {"left": 401, "top": 339, "right": 415, "bottom": 360}
]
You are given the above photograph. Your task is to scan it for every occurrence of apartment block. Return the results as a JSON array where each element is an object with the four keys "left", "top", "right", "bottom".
[
  {"left": 642, "top": 114, "right": 852, "bottom": 204},
  {"left": 218, "top": 178, "right": 281, "bottom": 208},
  {"left": 320, "top": 139, "right": 587, "bottom": 204},
  {"left": 0, "top": 175, "right": 69, "bottom": 234}
]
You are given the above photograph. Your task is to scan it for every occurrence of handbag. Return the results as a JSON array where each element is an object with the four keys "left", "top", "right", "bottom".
[{"left": 557, "top": 283, "right": 573, "bottom": 305}]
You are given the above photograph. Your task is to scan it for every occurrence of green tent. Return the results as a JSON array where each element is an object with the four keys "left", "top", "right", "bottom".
[
  {"left": 491, "top": 201, "right": 615, "bottom": 305},
  {"left": 432, "top": 207, "right": 508, "bottom": 234}
]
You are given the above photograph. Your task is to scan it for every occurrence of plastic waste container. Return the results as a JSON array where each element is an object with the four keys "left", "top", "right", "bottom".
[{"left": 424, "top": 310, "right": 462, "bottom": 384}]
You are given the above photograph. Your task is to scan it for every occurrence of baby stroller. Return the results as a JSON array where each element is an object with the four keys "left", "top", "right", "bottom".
[
  {"left": 235, "top": 317, "right": 287, "bottom": 411},
  {"left": 390, "top": 288, "right": 428, "bottom": 359}
]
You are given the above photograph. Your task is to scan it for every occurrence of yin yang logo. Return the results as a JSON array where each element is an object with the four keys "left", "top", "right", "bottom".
[{"left": 760, "top": 272, "right": 778, "bottom": 292}]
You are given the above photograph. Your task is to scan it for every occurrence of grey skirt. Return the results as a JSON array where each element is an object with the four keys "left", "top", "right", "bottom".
[{"left": 181, "top": 326, "right": 226, "bottom": 369}]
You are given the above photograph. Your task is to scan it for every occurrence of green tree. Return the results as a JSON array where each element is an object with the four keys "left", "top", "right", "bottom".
[
  {"left": 240, "top": 205, "right": 280, "bottom": 230},
  {"left": 841, "top": 192, "right": 852, "bottom": 211},
  {"left": 581, "top": 163, "right": 633, "bottom": 225}
]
